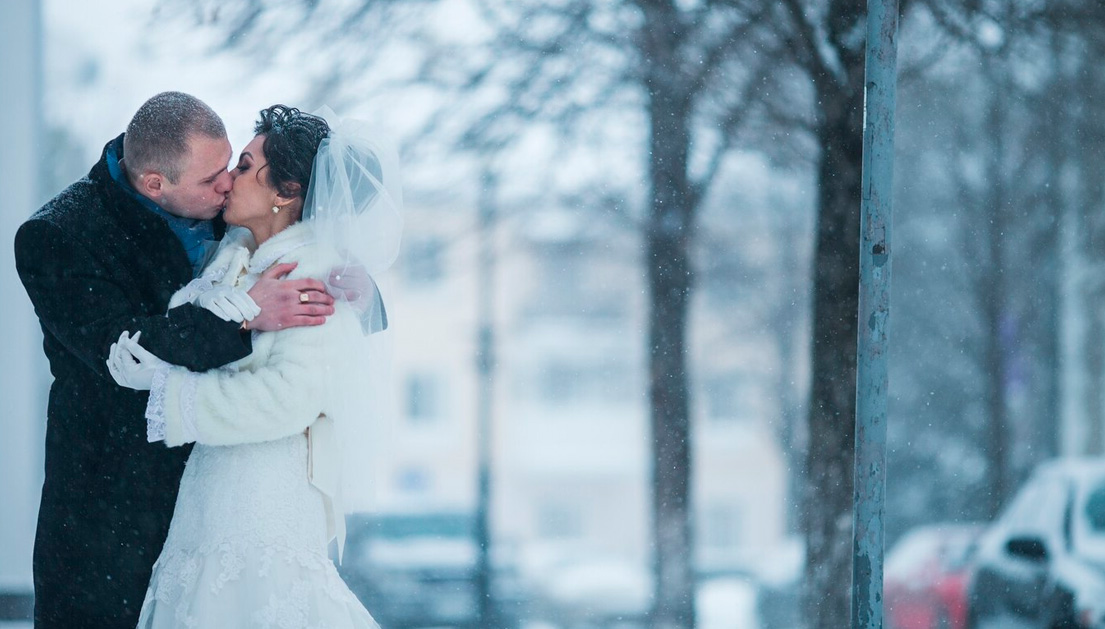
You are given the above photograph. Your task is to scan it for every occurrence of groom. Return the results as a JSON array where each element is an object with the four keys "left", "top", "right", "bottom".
[{"left": 15, "top": 92, "right": 336, "bottom": 628}]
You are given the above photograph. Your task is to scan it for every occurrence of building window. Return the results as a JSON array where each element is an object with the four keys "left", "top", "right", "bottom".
[
  {"left": 406, "top": 373, "right": 443, "bottom": 423},
  {"left": 395, "top": 466, "right": 432, "bottom": 494},
  {"left": 404, "top": 237, "right": 444, "bottom": 286},
  {"left": 537, "top": 502, "right": 583, "bottom": 540},
  {"left": 702, "top": 504, "right": 741, "bottom": 550},
  {"left": 522, "top": 241, "right": 629, "bottom": 321},
  {"left": 538, "top": 359, "right": 630, "bottom": 406},
  {"left": 540, "top": 362, "right": 579, "bottom": 402},
  {"left": 704, "top": 375, "right": 752, "bottom": 423}
]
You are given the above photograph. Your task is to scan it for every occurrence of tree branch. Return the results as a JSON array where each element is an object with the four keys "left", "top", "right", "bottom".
[{"left": 777, "top": 0, "right": 839, "bottom": 87}]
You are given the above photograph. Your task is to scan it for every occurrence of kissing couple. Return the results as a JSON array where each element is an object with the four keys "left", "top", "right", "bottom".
[{"left": 16, "top": 92, "right": 401, "bottom": 628}]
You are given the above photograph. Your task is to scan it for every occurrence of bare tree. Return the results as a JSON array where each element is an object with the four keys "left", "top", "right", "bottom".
[
  {"left": 177, "top": 1, "right": 789, "bottom": 627},
  {"left": 921, "top": 0, "right": 1105, "bottom": 508},
  {"left": 1050, "top": 6, "right": 1105, "bottom": 456},
  {"left": 174, "top": 1, "right": 1075, "bottom": 627}
]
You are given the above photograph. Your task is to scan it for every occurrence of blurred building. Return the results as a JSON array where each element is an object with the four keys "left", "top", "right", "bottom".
[
  {"left": 0, "top": 0, "right": 48, "bottom": 620},
  {"left": 371, "top": 194, "right": 789, "bottom": 606}
]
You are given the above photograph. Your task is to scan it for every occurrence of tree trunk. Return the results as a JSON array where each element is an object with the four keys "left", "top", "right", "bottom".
[
  {"left": 1082, "top": 213, "right": 1105, "bottom": 457},
  {"left": 646, "top": 223, "right": 694, "bottom": 629},
  {"left": 967, "top": 56, "right": 1016, "bottom": 517},
  {"left": 1085, "top": 307, "right": 1105, "bottom": 454},
  {"left": 803, "top": 77, "right": 865, "bottom": 629},
  {"left": 1034, "top": 275, "right": 1062, "bottom": 464},
  {"left": 775, "top": 232, "right": 809, "bottom": 535},
  {"left": 990, "top": 62, "right": 1012, "bottom": 515},
  {"left": 1076, "top": 59, "right": 1105, "bottom": 455},
  {"left": 1034, "top": 47, "right": 1065, "bottom": 463},
  {"left": 980, "top": 262, "right": 1009, "bottom": 517},
  {"left": 639, "top": 4, "right": 696, "bottom": 628}
]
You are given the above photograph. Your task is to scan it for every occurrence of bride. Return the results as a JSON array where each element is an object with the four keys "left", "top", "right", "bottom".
[{"left": 107, "top": 104, "right": 401, "bottom": 628}]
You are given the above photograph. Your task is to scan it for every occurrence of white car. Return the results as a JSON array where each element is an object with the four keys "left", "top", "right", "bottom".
[{"left": 967, "top": 458, "right": 1105, "bottom": 629}]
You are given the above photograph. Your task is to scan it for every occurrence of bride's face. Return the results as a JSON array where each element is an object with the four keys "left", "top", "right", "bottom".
[{"left": 224, "top": 134, "right": 278, "bottom": 228}]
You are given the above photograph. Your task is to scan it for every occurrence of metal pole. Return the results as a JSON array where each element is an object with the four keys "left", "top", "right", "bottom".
[
  {"left": 474, "top": 167, "right": 497, "bottom": 628},
  {"left": 851, "top": 0, "right": 900, "bottom": 627}
]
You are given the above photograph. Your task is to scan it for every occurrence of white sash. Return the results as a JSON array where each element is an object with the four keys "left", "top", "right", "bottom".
[{"left": 306, "top": 414, "right": 347, "bottom": 562}]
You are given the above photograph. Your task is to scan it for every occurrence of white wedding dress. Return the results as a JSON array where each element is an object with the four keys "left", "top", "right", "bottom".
[
  {"left": 136, "top": 436, "right": 376, "bottom": 629},
  {"left": 135, "top": 224, "right": 378, "bottom": 629}
]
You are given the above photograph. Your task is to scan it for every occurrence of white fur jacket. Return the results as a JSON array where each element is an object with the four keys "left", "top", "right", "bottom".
[{"left": 145, "top": 222, "right": 362, "bottom": 450}]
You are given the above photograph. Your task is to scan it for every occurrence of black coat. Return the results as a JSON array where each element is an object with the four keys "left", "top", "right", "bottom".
[{"left": 14, "top": 135, "right": 252, "bottom": 628}]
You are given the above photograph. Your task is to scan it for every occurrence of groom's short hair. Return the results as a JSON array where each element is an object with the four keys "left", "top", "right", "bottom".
[{"left": 123, "top": 92, "right": 226, "bottom": 184}]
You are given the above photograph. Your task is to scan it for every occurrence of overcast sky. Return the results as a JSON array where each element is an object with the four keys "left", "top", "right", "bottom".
[{"left": 45, "top": 0, "right": 320, "bottom": 162}]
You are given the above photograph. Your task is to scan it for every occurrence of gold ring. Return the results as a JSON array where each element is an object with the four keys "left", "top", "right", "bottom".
[{"left": 300, "top": 293, "right": 310, "bottom": 303}]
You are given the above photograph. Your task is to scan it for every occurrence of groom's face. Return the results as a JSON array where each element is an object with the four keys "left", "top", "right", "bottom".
[{"left": 157, "top": 134, "right": 234, "bottom": 220}]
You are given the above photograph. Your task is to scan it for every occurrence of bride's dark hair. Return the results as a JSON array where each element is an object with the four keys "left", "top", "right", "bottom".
[{"left": 254, "top": 105, "right": 330, "bottom": 200}]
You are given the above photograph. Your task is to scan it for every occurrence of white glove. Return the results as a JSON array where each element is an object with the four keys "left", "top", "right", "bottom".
[
  {"left": 106, "top": 331, "right": 168, "bottom": 391},
  {"left": 194, "top": 285, "right": 261, "bottom": 323}
]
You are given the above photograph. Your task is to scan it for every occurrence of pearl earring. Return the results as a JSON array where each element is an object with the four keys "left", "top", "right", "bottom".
[{"left": 272, "top": 206, "right": 279, "bottom": 214}]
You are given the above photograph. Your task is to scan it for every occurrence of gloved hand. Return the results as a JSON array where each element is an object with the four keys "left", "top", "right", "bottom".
[
  {"left": 106, "top": 331, "right": 168, "bottom": 391},
  {"left": 329, "top": 263, "right": 389, "bottom": 333},
  {"left": 195, "top": 285, "right": 261, "bottom": 323},
  {"left": 328, "top": 263, "right": 371, "bottom": 310}
]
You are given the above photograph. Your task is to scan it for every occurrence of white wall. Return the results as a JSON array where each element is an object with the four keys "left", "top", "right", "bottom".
[{"left": 0, "top": 0, "right": 47, "bottom": 598}]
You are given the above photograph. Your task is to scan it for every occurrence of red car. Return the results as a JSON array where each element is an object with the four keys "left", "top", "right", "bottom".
[{"left": 885, "top": 523, "right": 985, "bottom": 629}]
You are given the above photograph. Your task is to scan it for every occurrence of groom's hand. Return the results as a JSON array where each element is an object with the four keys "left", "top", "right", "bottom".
[
  {"left": 246, "top": 262, "right": 335, "bottom": 331},
  {"left": 328, "top": 263, "right": 371, "bottom": 312}
]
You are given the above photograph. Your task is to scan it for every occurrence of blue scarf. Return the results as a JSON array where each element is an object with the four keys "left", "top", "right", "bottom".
[{"left": 106, "top": 138, "right": 217, "bottom": 276}]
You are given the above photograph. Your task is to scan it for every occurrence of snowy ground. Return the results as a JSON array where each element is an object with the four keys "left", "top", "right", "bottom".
[
  {"left": 697, "top": 577, "right": 760, "bottom": 629},
  {"left": 0, "top": 622, "right": 31, "bottom": 629}
]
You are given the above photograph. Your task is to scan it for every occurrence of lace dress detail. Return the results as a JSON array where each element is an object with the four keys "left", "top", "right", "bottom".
[
  {"left": 136, "top": 435, "right": 377, "bottom": 628},
  {"left": 179, "top": 372, "right": 200, "bottom": 444},
  {"left": 145, "top": 366, "right": 171, "bottom": 442},
  {"left": 145, "top": 369, "right": 202, "bottom": 444}
]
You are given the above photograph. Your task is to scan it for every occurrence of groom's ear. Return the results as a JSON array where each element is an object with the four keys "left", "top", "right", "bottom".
[{"left": 136, "top": 172, "right": 165, "bottom": 200}]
